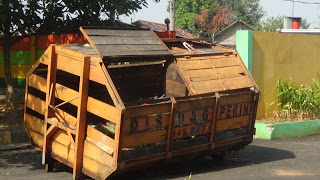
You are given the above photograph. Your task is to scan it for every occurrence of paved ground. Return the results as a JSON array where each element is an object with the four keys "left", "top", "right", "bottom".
[{"left": 0, "top": 135, "right": 319, "bottom": 180}]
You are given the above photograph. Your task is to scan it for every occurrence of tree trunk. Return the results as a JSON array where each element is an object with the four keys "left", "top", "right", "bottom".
[
  {"left": 3, "top": 34, "right": 18, "bottom": 120},
  {"left": 3, "top": 0, "right": 18, "bottom": 120}
]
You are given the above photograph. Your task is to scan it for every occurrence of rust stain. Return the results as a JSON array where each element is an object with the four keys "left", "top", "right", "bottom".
[{"left": 274, "top": 169, "right": 315, "bottom": 176}]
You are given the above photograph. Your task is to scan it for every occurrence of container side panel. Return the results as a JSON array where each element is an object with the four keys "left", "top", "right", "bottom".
[{"left": 122, "top": 103, "right": 171, "bottom": 148}]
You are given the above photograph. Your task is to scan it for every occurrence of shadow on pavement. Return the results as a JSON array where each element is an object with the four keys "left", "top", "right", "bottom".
[
  {"left": 0, "top": 144, "right": 296, "bottom": 180},
  {"left": 110, "top": 144, "right": 296, "bottom": 180}
]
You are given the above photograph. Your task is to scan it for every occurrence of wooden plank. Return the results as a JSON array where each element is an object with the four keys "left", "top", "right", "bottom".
[
  {"left": 73, "top": 56, "right": 90, "bottom": 179},
  {"left": 174, "top": 62, "right": 198, "bottom": 95},
  {"left": 52, "top": 130, "right": 75, "bottom": 149},
  {"left": 28, "top": 74, "right": 47, "bottom": 93},
  {"left": 87, "top": 98, "right": 121, "bottom": 124},
  {"left": 223, "top": 76, "right": 254, "bottom": 90},
  {"left": 211, "top": 57, "right": 240, "bottom": 67},
  {"left": 82, "top": 155, "right": 114, "bottom": 180},
  {"left": 172, "top": 122, "right": 211, "bottom": 140},
  {"left": 55, "top": 45, "right": 85, "bottom": 60},
  {"left": 99, "top": 64, "right": 125, "bottom": 110},
  {"left": 88, "top": 60, "right": 106, "bottom": 85},
  {"left": 56, "top": 53, "right": 82, "bottom": 76},
  {"left": 84, "top": 29, "right": 154, "bottom": 37},
  {"left": 86, "top": 136, "right": 114, "bottom": 156},
  {"left": 46, "top": 118, "right": 76, "bottom": 135},
  {"left": 218, "top": 102, "right": 251, "bottom": 120},
  {"left": 216, "top": 66, "right": 245, "bottom": 79},
  {"left": 96, "top": 44, "right": 167, "bottom": 52},
  {"left": 54, "top": 107, "right": 78, "bottom": 127},
  {"left": 107, "top": 60, "right": 166, "bottom": 69},
  {"left": 175, "top": 96, "right": 215, "bottom": 112},
  {"left": 125, "top": 103, "right": 171, "bottom": 119},
  {"left": 54, "top": 82, "right": 120, "bottom": 124},
  {"left": 162, "top": 38, "right": 211, "bottom": 42},
  {"left": 191, "top": 79, "right": 225, "bottom": 94},
  {"left": 51, "top": 140, "right": 75, "bottom": 164},
  {"left": 100, "top": 49, "right": 171, "bottom": 57},
  {"left": 26, "top": 94, "right": 46, "bottom": 115},
  {"left": 216, "top": 115, "right": 250, "bottom": 132},
  {"left": 121, "top": 129, "right": 168, "bottom": 148},
  {"left": 25, "top": 114, "right": 44, "bottom": 135},
  {"left": 43, "top": 46, "right": 57, "bottom": 170},
  {"left": 80, "top": 27, "right": 103, "bottom": 58},
  {"left": 176, "top": 55, "right": 219, "bottom": 61},
  {"left": 177, "top": 60, "right": 212, "bottom": 70},
  {"left": 190, "top": 76, "right": 219, "bottom": 82},
  {"left": 28, "top": 129, "right": 44, "bottom": 148},
  {"left": 171, "top": 47, "right": 195, "bottom": 54},
  {"left": 86, "top": 125, "right": 116, "bottom": 149},
  {"left": 219, "top": 93, "right": 253, "bottom": 106},
  {"left": 123, "top": 111, "right": 170, "bottom": 135},
  {"left": 89, "top": 36, "right": 162, "bottom": 45},
  {"left": 83, "top": 140, "right": 114, "bottom": 168},
  {"left": 186, "top": 69, "right": 218, "bottom": 79}
]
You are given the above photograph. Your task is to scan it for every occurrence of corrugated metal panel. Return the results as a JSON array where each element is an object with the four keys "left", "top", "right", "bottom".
[{"left": 80, "top": 27, "right": 172, "bottom": 60}]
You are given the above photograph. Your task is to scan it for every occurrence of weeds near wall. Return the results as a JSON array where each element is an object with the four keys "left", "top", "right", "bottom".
[{"left": 266, "top": 76, "right": 320, "bottom": 121}]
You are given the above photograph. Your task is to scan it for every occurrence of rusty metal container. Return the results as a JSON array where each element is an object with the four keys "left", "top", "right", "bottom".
[{"left": 24, "top": 27, "right": 259, "bottom": 179}]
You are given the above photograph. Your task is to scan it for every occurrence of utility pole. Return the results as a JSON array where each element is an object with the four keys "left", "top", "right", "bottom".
[{"left": 169, "top": 0, "right": 176, "bottom": 38}]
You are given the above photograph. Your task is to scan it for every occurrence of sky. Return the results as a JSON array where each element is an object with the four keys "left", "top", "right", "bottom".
[{"left": 119, "top": 0, "right": 320, "bottom": 28}]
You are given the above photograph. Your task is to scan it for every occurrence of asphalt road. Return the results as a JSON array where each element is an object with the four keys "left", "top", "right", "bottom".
[{"left": 1, "top": 135, "right": 319, "bottom": 180}]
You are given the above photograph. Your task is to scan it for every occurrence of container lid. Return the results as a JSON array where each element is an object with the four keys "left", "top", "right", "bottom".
[
  {"left": 80, "top": 26, "right": 172, "bottom": 61},
  {"left": 175, "top": 54, "right": 255, "bottom": 94}
]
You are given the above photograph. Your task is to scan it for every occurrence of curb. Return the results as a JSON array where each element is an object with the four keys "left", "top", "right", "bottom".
[
  {"left": 0, "top": 129, "right": 30, "bottom": 145},
  {"left": 254, "top": 119, "right": 320, "bottom": 139}
]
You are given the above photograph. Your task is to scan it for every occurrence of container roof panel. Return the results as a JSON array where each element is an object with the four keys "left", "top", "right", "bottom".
[{"left": 80, "top": 27, "right": 172, "bottom": 61}]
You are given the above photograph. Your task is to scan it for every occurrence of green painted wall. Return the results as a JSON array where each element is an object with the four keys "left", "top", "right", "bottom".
[
  {"left": 254, "top": 120, "right": 320, "bottom": 139},
  {"left": 0, "top": 78, "right": 26, "bottom": 88},
  {"left": 236, "top": 30, "right": 253, "bottom": 74},
  {"left": 0, "top": 51, "right": 31, "bottom": 65}
]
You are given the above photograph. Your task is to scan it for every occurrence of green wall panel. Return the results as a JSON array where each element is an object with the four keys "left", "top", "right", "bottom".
[
  {"left": 236, "top": 30, "right": 253, "bottom": 74},
  {"left": 0, "top": 78, "right": 26, "bottom": 89},
  {"left": 0, "top": 51, "right": 31, "bottom": 65}
]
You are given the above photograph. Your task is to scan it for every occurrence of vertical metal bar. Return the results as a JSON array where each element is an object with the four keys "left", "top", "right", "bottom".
[
  {"left": 73, "top": 56, "right": 90, "bottom": 180},
  {"left": 210, "top": 92, "right": 220, "bottom": 149},
  {"left": 166, "top": 97, "right": 176, "bottom": 158}
]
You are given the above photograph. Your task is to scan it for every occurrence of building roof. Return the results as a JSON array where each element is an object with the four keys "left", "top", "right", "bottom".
[
  {"left": 136, "top": 20, "right": 197, "bottom": 39},
  {"left": 214, "top": 20, "right": 254, "bottom": 37}
]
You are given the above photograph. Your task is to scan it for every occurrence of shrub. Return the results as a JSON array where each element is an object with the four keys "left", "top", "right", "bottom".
[{"left": 268, "top": 75, "right": 320, "bottom": 121}]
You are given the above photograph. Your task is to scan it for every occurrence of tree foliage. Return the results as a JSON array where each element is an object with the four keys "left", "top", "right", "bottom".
[
  {"left": 175, "top": 0, "right": 265, "bottom": 36},
  {"left": 0, "top": 0, "right": 159, "bottom": 119},
  {"left": 195, "top": 6, "right": 235, "bottom": 37}
]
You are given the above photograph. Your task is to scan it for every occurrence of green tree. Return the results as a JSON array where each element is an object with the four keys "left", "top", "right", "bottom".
[
  {"left": 175, "top": 0, "right": 264, "bottom": 35},
  {"left": 259, "top": 16, "right": 284, "bottom": 32},
  {"left": 195, "top": 6, "right": 235, "bottom": 37},
  {"left": 258, "top": 16, "right": 310, "bottom": 32},
  {"left": 300, "top": 18, "right": 310, "bottom": 29},
  {"left": 220, "top": 0, "right": 264, "bottom": 29},
  {"left": 0, "top": 0, "right": 159, "bottom": 119}
]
